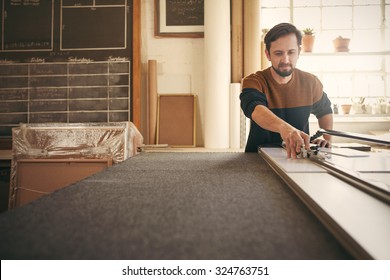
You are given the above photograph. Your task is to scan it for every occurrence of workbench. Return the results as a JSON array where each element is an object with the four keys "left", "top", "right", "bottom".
[{"left": 0, "top": 152, "right": 352, "bottom": 260}]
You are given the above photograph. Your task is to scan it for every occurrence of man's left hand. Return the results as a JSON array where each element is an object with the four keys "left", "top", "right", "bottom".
[{"left": 311, "top": 138, "right": 331, "bottom": 148}]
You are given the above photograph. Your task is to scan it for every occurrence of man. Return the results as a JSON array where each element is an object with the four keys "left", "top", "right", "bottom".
[{"left": 240, "top": 23, "right": 333, "bottom": 158}]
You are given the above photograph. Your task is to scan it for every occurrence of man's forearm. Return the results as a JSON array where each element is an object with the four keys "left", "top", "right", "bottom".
[
  {"left": 251, "top": 105, "right": 293, "bottom": 134},
  {"left": 318, "top": 113, "right": 333, "bottom": 141}
]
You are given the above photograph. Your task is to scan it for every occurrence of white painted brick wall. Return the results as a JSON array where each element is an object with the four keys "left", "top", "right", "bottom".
[{"left": 141, "top": 0, "right": 204, "bottom": 145}]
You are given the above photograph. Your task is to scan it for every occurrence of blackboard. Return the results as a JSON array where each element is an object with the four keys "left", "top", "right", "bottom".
[
  {"left": 0, "top": 0, "right": 140, "bottom": 137},
  {"left": 61, "top": 6, "right": 126, "bottom": 50},
  {"left": 155, "top": 0, "right": 203, "bottom": 38},
  {"left": 1, "top": 0, "right": 53, "bottom": 51},
  {"left": 0, "top": 0, "right": 132, "bottom": 61},
  {"left": 166, "top": 0, "right": 203, "bottom": 26},
  {"left": 0, "top": 61, "right": 131, "bottom": 136}
]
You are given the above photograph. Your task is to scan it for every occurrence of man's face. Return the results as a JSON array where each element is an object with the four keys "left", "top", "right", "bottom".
[{"left": 266, "top": 33, "right": 300, "bottom": 78}]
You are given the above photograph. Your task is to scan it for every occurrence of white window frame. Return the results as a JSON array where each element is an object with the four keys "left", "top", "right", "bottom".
[{"left": 261, "top": 0, "right": 390, "bottom": 108}]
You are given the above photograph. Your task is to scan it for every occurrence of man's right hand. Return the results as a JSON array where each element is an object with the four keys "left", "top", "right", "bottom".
[
  {"left": 251, "top": 105, "right": 310, "bottom": 158},
  {"left": 280, "top": 126, "right": 310, "bottom": 159}
]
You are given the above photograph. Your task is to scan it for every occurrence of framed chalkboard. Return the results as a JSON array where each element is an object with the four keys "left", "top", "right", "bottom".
[
  {"left": 154, "top": 0, "right": 204, "bottom": 38},
  {"left": 0, "top": 0, "right": 131, "bottom": 59},
  {"left": 61, "top": 2, "right": 127, "bottom": 50},
  {"left": 1, "top": 0, "right": 54, "bottom": 51}
]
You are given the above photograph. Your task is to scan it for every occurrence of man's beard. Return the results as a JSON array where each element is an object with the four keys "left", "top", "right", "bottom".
[{"left": 272, "top": 63, "right": 294, "bottom": 77}]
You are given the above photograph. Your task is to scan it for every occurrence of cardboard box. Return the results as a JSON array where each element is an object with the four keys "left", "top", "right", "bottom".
[{"left": 12, "top": 158, "right": 112, "bottom": 208}]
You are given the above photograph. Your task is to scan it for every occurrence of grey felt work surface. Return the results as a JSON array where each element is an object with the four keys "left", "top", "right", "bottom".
[{"left": 0, "top": 152, "right": 351, "bottom": 259}]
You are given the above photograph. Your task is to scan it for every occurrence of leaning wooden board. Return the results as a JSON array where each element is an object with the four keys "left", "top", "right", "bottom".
[{"left": 156, "top": 94, "right": 196, "bottom": 147}]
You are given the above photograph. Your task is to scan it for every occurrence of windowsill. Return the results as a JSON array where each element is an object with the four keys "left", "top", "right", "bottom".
[
  {"left": 301, "top": 51, "right": 390, "bottom": 56},
  {"left": 309, "top": 114, "right": 390, "bottom": 143},
  {"left": 310, "top": 114, "right": 390, "bottom": 122}
]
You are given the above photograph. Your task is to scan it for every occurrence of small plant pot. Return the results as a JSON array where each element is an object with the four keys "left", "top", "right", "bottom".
[
  {"left": 340, "top": 104, "right": 352, "bottom": 114},
  {"left": 302, "top": 35, "right": 315, "bottom": 52},
  {"left": 333, "top": 37, "right": 350, "bottom": 52},
  {"left": 351, "top": 104, "right": 365, "bottom": 114},
  {"left": 371, "top": 104, "right": 382, "bottom": 114},
  {"left": 380, "top": 103, "right": 387, "bottom": 114}
]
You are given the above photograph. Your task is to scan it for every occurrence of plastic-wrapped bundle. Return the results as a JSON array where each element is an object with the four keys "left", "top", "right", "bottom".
[
  {"left": 9, "top": 122, "right": 143, "bottom": 208},
  {"left": 12, "top": 122, "right": 143, "bottom": 163}
]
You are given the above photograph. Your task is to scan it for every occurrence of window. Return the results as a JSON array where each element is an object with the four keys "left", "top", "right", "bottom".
[{"left": 261, "top": 0, "right": 390, "bottom": 107}]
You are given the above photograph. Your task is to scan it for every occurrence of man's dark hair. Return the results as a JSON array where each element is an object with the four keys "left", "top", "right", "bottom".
[{"left": 264, "top": 23, "right": 302, "bottom": 53}]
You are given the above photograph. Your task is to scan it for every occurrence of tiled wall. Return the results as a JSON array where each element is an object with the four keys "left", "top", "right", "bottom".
[{"left": 0, "top": 61, "right": 131, "bottom": 136}]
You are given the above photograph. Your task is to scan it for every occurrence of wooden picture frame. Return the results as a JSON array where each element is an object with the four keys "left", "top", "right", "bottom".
[
  {"left": 156, "top": 94, "right": 196, "bottom": 147},
  {"left": 154, "top": 0, "right": 204, "bottom": 38}
]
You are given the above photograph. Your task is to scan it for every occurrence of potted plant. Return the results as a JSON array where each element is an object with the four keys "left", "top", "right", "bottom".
[
  {"left": 302, "top": 28, "right": 315, "bottom": 52},
  {"left": 351, "top": 97, "right": 366, "bottom": 114},
  {"left": 333, "top": 36, "right": 351, "bottom": 52},
  {"left": 374, "top": 97, "right": 387, "bottom": 114}
]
